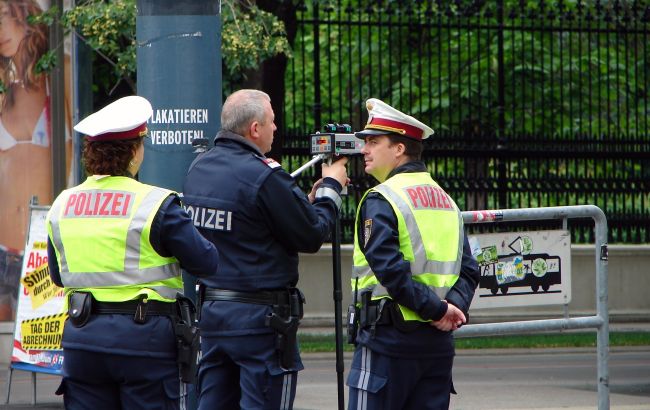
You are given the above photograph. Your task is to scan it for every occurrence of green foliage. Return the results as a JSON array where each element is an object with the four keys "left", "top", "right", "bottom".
[
  {"left": 44, "top": 0, "right": 292, "bottom": 94},
  {"left": 298, "top": 331, "right": 650, "bottom": 352},
  {"left": 62, "top": 0, "right": 136, "bottom": 90},
  {"left": 457, "top": 332, "right": 650, "bottom": 349},
  {"left": 34, "top": 50, "right": 58, "bottom": 74},
  {"left": 286, "top": 1, "right": 650, "bottom": 138},
  {"left": 221, "top": 1, "right": 292, "bottom": 83}
]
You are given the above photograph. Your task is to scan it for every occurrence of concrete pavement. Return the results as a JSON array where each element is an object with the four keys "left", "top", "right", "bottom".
[
  {"left": 293, "top": 347, "right": 650, "bottom": 410},
  {"left": 2, "top": 348, "right": 649, "bottom": 409},
  {"left": 1, "top": 324, "right": 648, "bottom": 409}
]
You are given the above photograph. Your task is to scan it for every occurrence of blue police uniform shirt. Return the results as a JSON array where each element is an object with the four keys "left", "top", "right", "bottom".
[
  {"left": 182, "top": 130, "right": 343, "bottom": 338},
  {"left": 48, "top": 194, "right": 219, "bottom": 358},
  {"left": 355, "top": 161, "right": 480, "bottom": 359}
]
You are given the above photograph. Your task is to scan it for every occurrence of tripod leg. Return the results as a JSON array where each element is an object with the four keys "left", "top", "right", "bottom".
[
  {"left": 4, "top": 367, "right": 13, "bottom": 404},
  {"left": 332, "top": 216, "right": 345, "bottom": 410},
  {"left": 31, "top": 371, "right": 36, "bottom": 405}
]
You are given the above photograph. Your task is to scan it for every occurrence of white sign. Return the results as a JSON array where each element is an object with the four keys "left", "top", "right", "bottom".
[
  {"left": 11, "top": 206, "right": 66, "bottom": 374},
  {"left": 468, "top": 230, "right": 571, "bottom": 309}
]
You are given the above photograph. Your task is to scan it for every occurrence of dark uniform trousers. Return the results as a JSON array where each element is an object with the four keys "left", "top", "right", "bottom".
[
  {"left": 55, "top": 313, "right": 184, "bottom": 410},
  {"left": 197, "top": 333, "right": 298, "bottom": 410},
  {"left": 184, "top": 135, "right": 320, "bottom": 410},
  {"left": 59, "top": 349, "right": 182, "bottom": 410},
  {"left": 347, "top": 346, "right": 454, "bottom": 410}
]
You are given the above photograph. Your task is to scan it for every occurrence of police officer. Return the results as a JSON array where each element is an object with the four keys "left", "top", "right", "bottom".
[
  {"left": 46, "top": 96, "right": 219, "bottom": 410},
  {"left": 346, "top": 99, "right": 480, "bottom": 409},
  {"left": 182, "top": 89, "right": 348, "bottom": 409}
]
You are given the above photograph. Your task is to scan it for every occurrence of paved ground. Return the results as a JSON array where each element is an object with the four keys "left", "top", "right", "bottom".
[{"left": 1, "top": 323, "right": 648, "bottom": 409}]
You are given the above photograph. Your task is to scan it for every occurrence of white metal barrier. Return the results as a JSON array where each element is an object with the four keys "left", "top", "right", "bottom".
[{"left": 456, "top": 205, "right": 609, "bottom": 410}]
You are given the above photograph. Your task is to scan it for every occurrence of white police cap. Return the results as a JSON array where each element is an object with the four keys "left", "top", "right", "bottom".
[
  {"left": 355, "top": 98, "right": 434, "bottom": 141},
  {"left": 74, "top": 96, "right": 153, "bottom": 141}
]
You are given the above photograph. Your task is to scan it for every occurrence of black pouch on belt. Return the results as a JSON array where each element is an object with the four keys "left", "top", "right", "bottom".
[
  {"left": 68, "top": 292, "right": 92, "bottom": 328},
  {"left": 174, "top": 294, "right": 200, "bottom": 384},
  {"left": 266, "top": 288, "right": 304, "bottom": 369},
  {"left": 288, "top": 288, "right": 305, "bottom": 319}
]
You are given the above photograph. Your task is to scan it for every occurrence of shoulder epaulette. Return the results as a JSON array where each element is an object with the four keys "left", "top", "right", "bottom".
[{"left": 255, "top": 155, "right": 282, "bottom": 170}]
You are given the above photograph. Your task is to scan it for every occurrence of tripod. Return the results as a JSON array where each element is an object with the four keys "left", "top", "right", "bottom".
[{"left": 292, "top": 155, "right": 346, "bottom": 410}]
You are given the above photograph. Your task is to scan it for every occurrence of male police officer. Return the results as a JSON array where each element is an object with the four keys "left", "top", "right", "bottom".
[
  {"left": 346, "top": 99, "right": 480, "bottom": 409},
  {"left": 182, "top": 89, "right": 348, "bottom": 409},
  {"left": 47, "top": 96, "right": 219, "bottom": 409}
]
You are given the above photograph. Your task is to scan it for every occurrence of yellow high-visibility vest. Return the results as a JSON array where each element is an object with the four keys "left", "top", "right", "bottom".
[
  {"left": 352, "top": 172, "right": 464, "bottom": 322},
  {"left": 47, "top": 176, "right": 182, "bottom": 303}
]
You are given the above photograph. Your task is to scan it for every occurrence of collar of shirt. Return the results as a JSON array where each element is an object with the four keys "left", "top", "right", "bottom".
[
  {"left": 386, "top": 160, "right": 427, "bottom": 179},
  {"left": 215, "top": 129, "right": 264, "bottom": 156}
]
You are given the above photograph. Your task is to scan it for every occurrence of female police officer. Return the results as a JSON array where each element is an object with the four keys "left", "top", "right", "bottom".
[{"left": 46, "top": 96, "right": 219, "bottom": 409}]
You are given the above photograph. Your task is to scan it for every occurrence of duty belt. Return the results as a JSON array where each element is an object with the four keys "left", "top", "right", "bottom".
[
  {"left": 92, "top": 299, "right": 177, "bottom": 316},
  {"left": 360, "top": 299, "right": 424, "bottom": 334},
  {"left": 360, "top": 301, "right": 392, "bottom": 327},
  {"left": 202, "top": 288, "right": 290, "bottom": 306}
]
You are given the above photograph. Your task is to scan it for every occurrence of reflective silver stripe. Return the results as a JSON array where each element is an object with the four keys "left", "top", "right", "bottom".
[
  {"left": 372, "top": 284, "right": 450, "bottom": 299},
  {"left": 368, "top": 283, "right": 387, "bottom": 298},
  {"left": 54, "top": 185, "right": 181, "bottom": 290},
  {"left": 315, "top": 186, "right": 342, "bottom": 210},
  {"left": 280, "top": 373, "right": 292, "bottom": 409},
  {"left": 352, "top": 247, "right": 459, "bottom": 280},
  {"left": 48, "top": 199, "right": 69, "bottom": 273},
  {"left": 373, "top": 184, "right": 462, "bottom": 276},
  {"left": 124, "top": 188, "right": 170, "bottom": 273},
  {"left": 454, "top": 210, "right": 464, "bottom": 279},
  {"left": 148, "top": 285, "right": 182, "bottom": 300},
  {"left": 356, "top": 346, "right": 371, "bottom": 410},
  {"left": 179, "top": 380, "right": 186, "bottom": 410},
  {"left": 358, "top": 282, "right": 450, "bottom": 300},
  {"left": 61, "top": 264, "right": 181, "bottom": 290},
  {"left": 352, "top": 265, "right": 372, "bottom": 279}
]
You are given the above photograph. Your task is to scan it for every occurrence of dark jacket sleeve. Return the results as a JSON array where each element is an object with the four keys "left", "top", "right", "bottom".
[
  {"left": 359, "top": 193, "right": 448, "bottom": 321},
  {"left": 150, "top": 195, "right": 219, "bottom": 278},
  {"left": 47, "top": 239, "right": 63, "bottom": 288},
  {"left": 257, "top": 171, "right": 342, "bottom": 253},
  {"left": 444, "top": 234, "right": 480, "bottom": 319}
]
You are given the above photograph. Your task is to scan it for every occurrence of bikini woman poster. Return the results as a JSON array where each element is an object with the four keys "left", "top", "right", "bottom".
[{"left": 0, "top": 0, "right": 73, "bottom": 323}]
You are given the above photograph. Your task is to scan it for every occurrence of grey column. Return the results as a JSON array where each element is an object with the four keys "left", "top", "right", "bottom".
[{"left": 136, "top": 0, "right": 222, "bottom": 191}]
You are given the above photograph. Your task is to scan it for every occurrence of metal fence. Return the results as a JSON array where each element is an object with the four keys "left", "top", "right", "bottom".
[{"left": 281, "top": 0, "right": 650, "bottom": 244}]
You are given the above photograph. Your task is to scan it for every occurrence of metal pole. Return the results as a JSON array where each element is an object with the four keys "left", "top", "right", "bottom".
[
  {"left": 290, "top": 154, "right": 327, "bottom": 178},
  {"left": 331, "top": 216, "right": 345, "bottom": 410},
  {"left": 593, "top": 208, "right": 610, "bottom": 410},
  {"left": 49, "top": 0, "right": 66, "bottom": 197},
  {"left": 496, "top": 0, "right": 507, "bottom": 209},
  {"left": 312, "top": 2, "right": 321, "bottom": 129},
  {"left": 4, "top": 368, "right": 12, "bottom": 404},
  {"left": 291, "top": 154, "right": 344, "bottom": 408}
]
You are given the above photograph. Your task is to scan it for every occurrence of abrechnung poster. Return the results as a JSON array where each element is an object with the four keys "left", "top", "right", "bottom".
[{"left": 11, "top": 205, "right": 66, "bottom": 374}]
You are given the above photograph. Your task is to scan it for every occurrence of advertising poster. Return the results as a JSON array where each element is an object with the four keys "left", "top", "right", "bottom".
[
  {"left": 0, "top": 0, "right": 74, "bottom": 322},
  {"left": 11, "top": 206, "right": 66, "bottom": 374}
]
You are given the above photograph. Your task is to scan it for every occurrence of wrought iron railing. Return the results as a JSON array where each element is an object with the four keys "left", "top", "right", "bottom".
[{"left": 281, "top": 0, "right": 650, "bottom": 243}]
